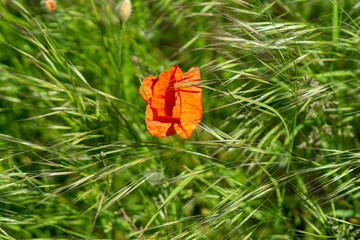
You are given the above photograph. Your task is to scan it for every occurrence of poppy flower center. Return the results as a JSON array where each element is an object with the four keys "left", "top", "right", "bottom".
[
  {"left": 153, "top": 77, "right": 180, "bottom": 123},
  {"left": 164, "top": 77, "right": 176, "bottom": 116}
]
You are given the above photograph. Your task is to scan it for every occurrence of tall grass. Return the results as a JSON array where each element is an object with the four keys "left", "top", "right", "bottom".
[{"left": 0, "top": 0, "right": 360, "bottom": 239}]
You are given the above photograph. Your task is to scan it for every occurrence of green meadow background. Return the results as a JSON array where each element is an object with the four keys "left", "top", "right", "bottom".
[{"left": 1, "top": 0, "right": 360, "bottom": 239}]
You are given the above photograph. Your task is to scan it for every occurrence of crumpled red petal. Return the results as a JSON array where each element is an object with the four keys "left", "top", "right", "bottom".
[
  {"left": 145, "top": 105, "right": 176, "bottom": 137},
  {"left": 174, "top": 67, "right": 202, "bottom": 138},
  {"left": 139, "top": 75, "right": 158, "bottom": 102}
]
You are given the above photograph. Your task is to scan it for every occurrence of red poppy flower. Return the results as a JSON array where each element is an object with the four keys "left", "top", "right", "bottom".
[{"left": 139, "top": 65, "right": 202, "bottom": 138}]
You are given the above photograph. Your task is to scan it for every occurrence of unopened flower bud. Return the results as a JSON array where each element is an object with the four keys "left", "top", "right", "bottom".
[
  {"left": 116, "top": 0, "right": 132, "bottom": 22},
  {"left": 41, "top": 0, "right": 56, "bottom": 12}
]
